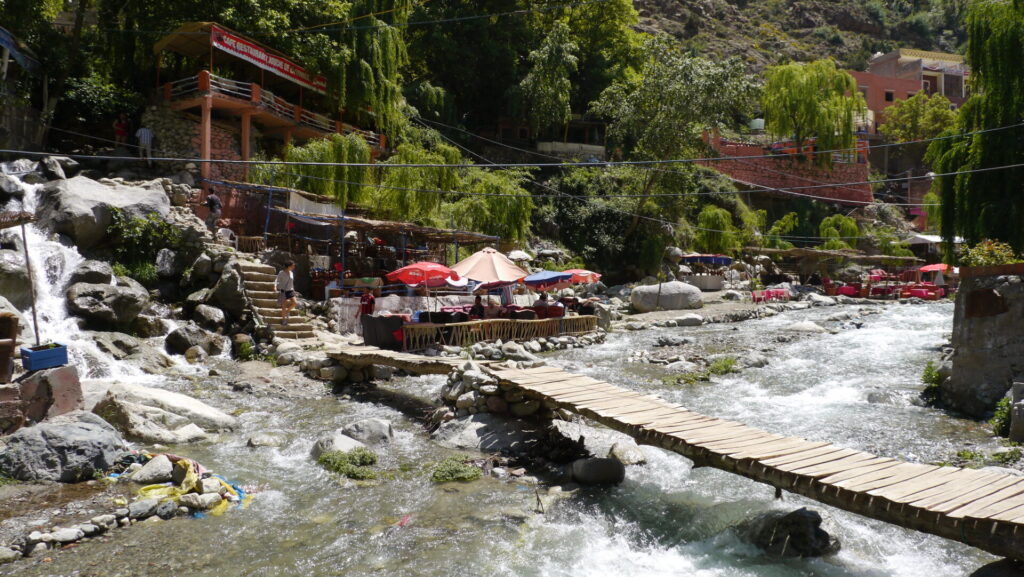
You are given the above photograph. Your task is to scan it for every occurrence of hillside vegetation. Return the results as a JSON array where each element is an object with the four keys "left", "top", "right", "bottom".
[{"left": 635, "top": 0, "right": 969, "bottom": 69}]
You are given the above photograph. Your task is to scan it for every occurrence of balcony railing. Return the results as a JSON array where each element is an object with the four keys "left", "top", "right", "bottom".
[{"left": 162, "top": 71, "right": 385, "bottom": 150}]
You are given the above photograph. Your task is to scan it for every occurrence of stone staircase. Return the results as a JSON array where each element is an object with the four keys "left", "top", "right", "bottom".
[{"left": 237, "top": 262, "right": 315, "bottom": 340}]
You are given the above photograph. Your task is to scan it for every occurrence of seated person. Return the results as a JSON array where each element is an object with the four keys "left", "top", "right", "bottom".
[
  {"left": 483, "top": 298, "right": 503, "bottom": 319},
  {"left": 532, "top": 293, "right": 550, "bottom": 307},
  {"left": 469, "top": 296, "right": 485, "bottom": 318}
]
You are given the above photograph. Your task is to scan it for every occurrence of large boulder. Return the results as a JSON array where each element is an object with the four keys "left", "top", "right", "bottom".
[
  {"left": 193, "top": 305, "right": 226, "bottom": 333},
  {"left": 0, "top": 250, "right": 32, "bottom": 310},
  {"left": 208, "top": 264, "right": 247, "bottom": 319},
  {"left": 0, "top": 411, "right": 127, "bottom": 482},
  {"left": 18, "top": 366, "right": 84, "bottom": 423},
  {"left": 68, "top": 260, "right": 114, "bottom": 285},
  {"left": 432, "top": 413, "right": 542, "bottom": 454},
  {"left": 629, "top": 281, "right": 703, "bottom": 313},
  {"left": 571, "top": 457, "right": 626, "bottom": 485},
  {"left": 66, "top": 278, "right": 150, "bottom": 327},
  {"left": 34, "top": 176, "right": 170, "bottom": 250},
  {"left": 342, "top": 418, "right": 394, "bottom": 445},
  {"left": 90, "top": 381, "right": 236, "bottom": 432},
  {"left": 165, "top": 322, "right": 222, "bottom": 355},
  {"left": 737, "top": 508, "right": 839, "bottom": 558},
  {"left": 310, "top": 433, "right": 366, "bottom": 460},
  {"left": 92, "top": 394, "right": 210, "bottom": 444}
]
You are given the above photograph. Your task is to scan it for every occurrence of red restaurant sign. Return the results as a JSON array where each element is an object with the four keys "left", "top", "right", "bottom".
[{"left": 211, "top": 25, "right": 327, "bottom": 94}]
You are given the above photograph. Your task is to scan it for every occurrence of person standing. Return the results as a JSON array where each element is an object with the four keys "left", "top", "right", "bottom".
[
  {"left": 354, "top": 289, "right": 376, "bottom": 335},
  {"left": 113, "top": 113, "right": 129, "bottom": 146},
  {"left": 204, "top": 192, "right": 222, "bottom": 231},
  {"left": 275, "top": 260, "right": 297, "bottom": 326},
  {"left": 135, "top": 124, "right": 154, "bottom": 167}
]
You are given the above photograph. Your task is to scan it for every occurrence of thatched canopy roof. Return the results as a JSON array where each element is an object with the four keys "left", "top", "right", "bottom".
[{"left": 743, "top": 246, "right": 922, "bottom": 264}]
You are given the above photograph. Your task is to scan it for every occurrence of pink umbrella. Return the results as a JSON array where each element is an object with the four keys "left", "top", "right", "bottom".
[
  {"left": 386, "top": 261, "right": 459, "bottom": 286},
  {"left": 919, "top": 263, "right": 950, "bottom": 273},
  {"left": 563, "top": 269, "right": 602, "bottom": 284}
]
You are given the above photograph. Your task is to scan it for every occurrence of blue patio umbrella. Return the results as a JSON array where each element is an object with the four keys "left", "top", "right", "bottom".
[{"left": 523, "top": 270, "right": 573, "bottom": 291}]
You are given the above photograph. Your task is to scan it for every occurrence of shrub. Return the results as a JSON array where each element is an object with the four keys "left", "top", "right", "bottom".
[
  {"left": 959, "top": 240, "right": 1024, "bottom": 267},
  {"left": 920, "top": 361, "right": 942, "bottom": 403},
  {"left": 430, "top": 455, "right": 482, "bottom": 483},
  {"left": 991, "top": 397, "right": 1012, "bottom": 438},
  {"left": 317, "top": 448, "right": 379, "bottom": 480},
  {"left": 708, "top": 357, "right": 738, "bottom": 375},
  {"left": 993, "top": 448, "right": 1022, "bottom": 465}
]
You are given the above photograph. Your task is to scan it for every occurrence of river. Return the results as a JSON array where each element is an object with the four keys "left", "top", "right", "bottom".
[{"left": 3, "top": 294, "right": 1004, "bottom": 577}]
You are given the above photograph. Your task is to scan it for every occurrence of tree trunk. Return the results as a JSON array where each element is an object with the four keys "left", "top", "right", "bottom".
[{"left": 623, "top": 170, "right": 659, "bottom": 239}]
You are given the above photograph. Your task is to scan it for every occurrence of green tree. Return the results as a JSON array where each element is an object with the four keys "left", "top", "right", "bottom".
[
  {"left": 879, "top": 92, "right": 958, "bottom": 143},
  {"left": 519, "top": 21, "right": 578, "bottom": 135},
  {"left": 695, "top": 205, "right": 738, "bottom": 254},
  {"left": 762, "top": 59, "right": 866, "bottom": 167},
  {"left": 592, "top": 35, "right": 758, "bottom": 237},
  {"left": 818, "top": 214, "right": 859, "bottom": 250},
  {"left": 765, "top": 212, "right": 800, "bottom": 249},
  {"left": 927, "top": 0, "right": 1024, "bottom": 255}
]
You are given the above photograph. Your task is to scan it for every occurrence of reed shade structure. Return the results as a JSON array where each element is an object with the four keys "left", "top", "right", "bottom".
[
  {"left": 0, "top": 211, "right": 39, "bottom": 346},
  {"left": 743, "top": 246, "right": 923, "bottom": 264}
]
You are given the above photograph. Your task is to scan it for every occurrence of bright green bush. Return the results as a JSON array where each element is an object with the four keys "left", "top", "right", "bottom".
[
  {"left": 991, "top": 397, "right": 1012, "bottom": 438},
  {"left": 430, "top": 455, "right": 482, "bottom": 483},
  {"left": 317, "top": 448, "right": 379, "bottom": 480}
]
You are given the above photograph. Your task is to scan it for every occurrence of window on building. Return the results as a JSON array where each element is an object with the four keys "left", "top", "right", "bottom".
[{"left": 884, "top": 90, "right": 895, "bottom": 102}]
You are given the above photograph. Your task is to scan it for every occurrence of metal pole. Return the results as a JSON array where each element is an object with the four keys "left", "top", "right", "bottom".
[
  {"left": 263, "top": 189, "right": 273, "bottom": 242},
  {"left": 20, "top": 224, "right": 40, "bottom": 346}
]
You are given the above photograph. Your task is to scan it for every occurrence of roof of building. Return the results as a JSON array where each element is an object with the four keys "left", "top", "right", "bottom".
[{"left": 897, "top": 48, "right": 965, "bottom": 64}]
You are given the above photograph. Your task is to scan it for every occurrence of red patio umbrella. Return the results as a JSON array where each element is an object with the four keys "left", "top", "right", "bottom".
[
  {"left": 919, "top": 263, "right": 950, "bottom": 272},
  {"left": 386, "top": 261, "right": 459, "bottom": 286},
  {"left": 563, "top": 269, "right": 602, "bottom": 284}
]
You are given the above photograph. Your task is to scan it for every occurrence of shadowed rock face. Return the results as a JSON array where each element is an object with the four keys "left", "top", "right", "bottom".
[
  {"left": 944, "top": 273, "right": 1024, "bottom": 418},
  {"left": 737, "top": 507, "right": 840, "bottom": 558}
]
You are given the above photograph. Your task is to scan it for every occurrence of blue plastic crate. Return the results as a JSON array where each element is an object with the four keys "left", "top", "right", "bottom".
[{"left": 20, "top": 344, "right": 69, "bottom": 371}]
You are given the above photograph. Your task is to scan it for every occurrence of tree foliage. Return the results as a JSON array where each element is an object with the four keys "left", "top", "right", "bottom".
[
  {"left": 519, "top": 21, "right": 579, "bottom": 135},
  {"left": 818, "top": 214, "right": 859, "bottom": 250},
  {"left": 765, "top": 212, "right": 800, "bottom": 249},
  {"left": 879, "top": 92, "right": 958, "bottom": 143},
  {"left": 928, "top": 0, "right": 1024, "bottom": 256},
  {"left": 695, "top": 205, "right": 738, "bottom": 254},
  {"left": 762, "top": 59, "right": 866, "bottom": 167}
]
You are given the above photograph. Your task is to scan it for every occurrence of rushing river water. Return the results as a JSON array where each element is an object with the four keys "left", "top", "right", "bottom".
[{"left": 4, "top": 296, "right": 1006, "bottom": 577}]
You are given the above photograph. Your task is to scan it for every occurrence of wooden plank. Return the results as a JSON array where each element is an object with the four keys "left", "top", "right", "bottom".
[
  {"left": 732, "top": 440, "right": 830, "bottom": 461},
  {"left": 574, "top": 397, "right": 656, "bottom": 412},
  {"left": 816, "top": 460, "right": 903, "bottom": 485},
  {"left": 637, "top": 413, "right": 713, "bottom": 429},
  {"left": 701, "top": 434, "right": 788, "bottom": 452},
  {"left": 788, "top": 453, "right": 883, "bottom": 477},
  {"left": 984, "top": 502, "right": 1024, "bottom": 523},
  {"left": 761, "top": 445, "right": 850, "bottom": 467},
  {"left": 667, "top": 424, "right": 751, "bottom": 443},
  {"left": 901, "top": 472, "right": 1014, "bottom": 509},
  {"left": 773, "top": 448, "right": 863, "bottom": 473},
  {"left": 660, "top": 420, "right": 745, "bottom": 436},
  {"left": 931, "top": 479, "right": 1024, "bottom": 517},
  {"left": 868, "top": 467, "right": 968, "bottom": 502},
  {"left": 954, "top": 484, "right": 1024, "bottom": 520},
  {"left": 551, "top": 389, "right": 636, "bottom": 404},
  {"left": 684, "top": 427, "right": 765, "bottom": 445},
  {"left": 613, "top": 407, "right": 692, "bottom": 423},
  {"left": 837, "top": 464, "right": 938, "bottom": 492}
]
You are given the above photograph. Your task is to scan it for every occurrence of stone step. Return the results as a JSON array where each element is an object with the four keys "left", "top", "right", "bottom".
[
  {"left": 252, "top": 298, "right": 279, "bottom": 308},
  {"left": 255, "top": 306, "right": 305, "bottom": 317},
  {"left": 247, "top": 290, "right": 278, "bottom": 300},
  {"left": 274, "top": 330, "right": 316, "bottom": 340},
  {"left": 242, "top": 272, "right": 276, "bottom": 283},
  {"left": 246, "top": 281, "right": 276, "bottom": 291},
  {"left": 238, "top": 262, "right": 276, "bottom": 275}
]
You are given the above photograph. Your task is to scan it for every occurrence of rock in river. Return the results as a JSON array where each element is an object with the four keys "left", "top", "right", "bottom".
[
  {"left": 738, "top": 507, "right": 839, "bottom": 558},
  {"left": 630, "top": 281, "right": 703, "bottom": 313},
  {"left": 342, "top": 418, "right": 394, "bottom": 445},
  {"left": 0, "top": 411, "right": 127, "bottom": 482}
]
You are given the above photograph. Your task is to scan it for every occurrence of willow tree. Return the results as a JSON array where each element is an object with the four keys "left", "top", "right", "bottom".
[
  {"left": 818, "top": 214, "right": 859, "bottom": 250},
  {"left": 927, "top": 0, "right": 1024, "bottom": 255},
  {"left": 447, "top": 169, "right": 535, "bottom": 243},
  {"left": 519, "top": 21, "right": 579, "bottom": 135},
  {"left": 374, "top": 139, "right": 461, "bottom": 224},
  {"left": 253, "top": 133, "right": 371, "bottom": 207},
  {"left": 695, "top": 205, "right": 738, "bottom": 254},
  {"left": 762, "top": 59, "right": 866, "bottom": 167},
  {"left": 338, "top": 0, "right": 413, "bottom": 140}
]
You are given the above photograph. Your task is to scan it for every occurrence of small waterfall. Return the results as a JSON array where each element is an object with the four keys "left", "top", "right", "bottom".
[{"left": 2, "top": 173, "right": 142, "bottom": 378}]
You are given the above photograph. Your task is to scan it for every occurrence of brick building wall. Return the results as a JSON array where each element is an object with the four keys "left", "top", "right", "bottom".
[{"left": 704, "top": 139, "right": 873, "bottom": 205}]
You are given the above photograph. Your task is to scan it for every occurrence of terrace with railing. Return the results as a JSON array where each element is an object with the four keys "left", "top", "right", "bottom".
[{"left": 162, "top": 70, "right": 385, "bottom": 150}]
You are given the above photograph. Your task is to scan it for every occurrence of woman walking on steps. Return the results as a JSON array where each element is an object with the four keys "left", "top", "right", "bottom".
[{"left": 275, "top": 261, "right": 297, "bottom": 326}]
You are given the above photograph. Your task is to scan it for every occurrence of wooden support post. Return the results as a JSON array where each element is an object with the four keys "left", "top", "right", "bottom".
[
  {"left": 200, "top": 95, "right": 212, "bottom": 185},
  {"left": 20, "top": 224, "right": 39, "bottom": 347},
  {"left": 240, "top": 111, "right": 251, "bottom": 180}
]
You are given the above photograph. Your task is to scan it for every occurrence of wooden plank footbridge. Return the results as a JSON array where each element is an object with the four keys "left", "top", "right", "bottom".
[{"left": 329, "top": 344, "right": 1024, "bottom": 560}]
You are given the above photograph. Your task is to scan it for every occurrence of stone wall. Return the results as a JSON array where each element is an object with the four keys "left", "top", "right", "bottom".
[
  {"left": 942, "top": 266, "right": 1024, "bottom": 417},
  {"left": 141, "top": 106, "right": 247, "bottom": 183}
]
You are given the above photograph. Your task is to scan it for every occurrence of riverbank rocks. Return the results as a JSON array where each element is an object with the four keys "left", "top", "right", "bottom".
[
  {"left": 165, "top": 322, "right": 223, "bottom": 356},
  {"left": 571, "top": 458, "right": 626, "bottom": 485},
  {"left": 432, "top": 413, "right": 544, "bottom": 454},
  {"left": 209, "top": 263, "right": 246, "bottom": 318},
  {"left": 310, "top": 433, "right": 366, "bottom": 460},
  {"left": 66, "top": 277, "right": 150, "bottom": 327},
  {"left": 738, "top": 508, "right": 839, "bottom": 558},
  {"left": 342, "top": 418, "right": 394, "bottom": 444},
  {"left": 130, "top": 454, "right": 174, "bottom": 484},
  {"left": 784, "top": 321, "right": 828, "bottom": 333},
  {"left": 608, "top": 441, "right": 647, "bottom": 465},
  {"left": 89, "top": 381, "right": 236, "bottom": 444},
  {"left": 805, "top": 293, "right": 837, "bottom": 307},
  {"left": 675, "top": 313, "right": 704, "bottom": 327},
  {"left": 0, "top": 411, "right": 127, "bottom": 482},
  {"left": 69, "top": 260, "right": 114, "bottom": 285},
  {"left": 18, "top": 366, "right": 84, "bottom": 422},
  {"left": 0, "top": 250, "right": 32, "bottom": 310},
  {"left": 35, "top": 176, "right": 170, "bottom": 250},
  {"left": 630, "top": 281, "right": 703, "bottom": 313}
]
